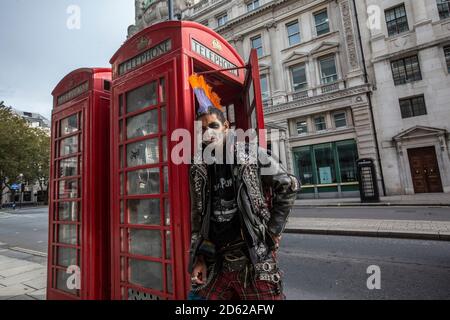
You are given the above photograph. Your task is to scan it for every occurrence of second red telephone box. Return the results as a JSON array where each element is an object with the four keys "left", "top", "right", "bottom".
[
  {"left": 109, "top": 21, "right": 265, "bottom": 300},
  {"left": 47, "top": 68, "right": 111, "bottom": 300}
]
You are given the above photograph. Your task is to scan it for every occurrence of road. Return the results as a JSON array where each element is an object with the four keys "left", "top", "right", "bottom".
[
  {"left": 0, "top": 206, "right": 48, "bottom": 254},
  {"left": 292, "top": 206, "right": 450, "bottom": 221},
  {"left": 280, "top": 233, "right": 450, "bottom": 300},
  {"left": 1, "top": 206, "right": 450, "bottom": 300}
]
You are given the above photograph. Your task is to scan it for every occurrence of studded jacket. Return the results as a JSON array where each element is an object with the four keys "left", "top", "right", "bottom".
[{"left": 188, "top": 146, "right": 300, "bottom": 273}]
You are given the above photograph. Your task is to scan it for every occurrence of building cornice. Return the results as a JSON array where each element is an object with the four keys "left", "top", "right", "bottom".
[
  {"left": 188, "top": 0, "right": 233, "bottom": 20},
  {"left": 264, "top": 84, "right": 370, "bottom": 115},
  {"left": 372, "top": 35, "right": 450, "bottom": 63}
]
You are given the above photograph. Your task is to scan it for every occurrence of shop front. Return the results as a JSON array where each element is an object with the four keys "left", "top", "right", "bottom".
[{"left": 293, "top": 139, "right": 359, "bottom": 198}]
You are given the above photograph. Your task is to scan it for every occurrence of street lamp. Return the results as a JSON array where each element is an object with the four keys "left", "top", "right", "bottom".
[{"left": 168, "top": 0, "right": 174, "bottom": 20}]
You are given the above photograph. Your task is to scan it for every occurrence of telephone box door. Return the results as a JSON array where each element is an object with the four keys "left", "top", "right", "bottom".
[
  {"left": 243, "top": 49, "right": 266, "bottom": 147},
  {"left": 110, "top": 68, "right": 175, "bottom": 300}
]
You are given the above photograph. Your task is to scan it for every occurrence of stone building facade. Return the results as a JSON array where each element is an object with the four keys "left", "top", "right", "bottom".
[
  {"left": 130, "top": 0, "right": 384, "bottom": 198},
  {"left": 355, "top": 0, "right": 450, "bottom": 195}
]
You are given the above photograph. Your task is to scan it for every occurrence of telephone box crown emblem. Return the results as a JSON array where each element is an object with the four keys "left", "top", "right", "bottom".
[{"left": 137, "top": 37, "right": 151, "bottom": 51}]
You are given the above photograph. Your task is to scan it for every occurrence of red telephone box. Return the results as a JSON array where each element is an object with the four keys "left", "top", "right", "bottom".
[
  {"left": 47, "top": 68, "right": 111, "bottom": 300},
  {"left": 109, "top": 21, "right": 265, "bottom": 300}
]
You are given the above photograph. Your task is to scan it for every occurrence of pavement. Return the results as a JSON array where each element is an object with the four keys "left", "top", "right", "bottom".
[
  {"left": 0, "top": 245, "right": 47, "bottom": 300},
  {"left": 294, "top": 193, "right": 450, "bottom": 207},
  {"left": 287, "top": 193, "right": 450, "bottom": 241}
]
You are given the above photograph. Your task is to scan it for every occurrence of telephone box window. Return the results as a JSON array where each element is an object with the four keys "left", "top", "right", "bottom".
[
  {"left": 165, "top": 231, "right": 171, "bottom": 259},
  {"left": 58, "top": 224, "right": 78, "bottom": 245},
  {"left": 127, "top": 168, "right": 160, "bottom": 195},
  {"left": 166, "top": 265, "right": 173, "bottom": 294},
  {"left": 120, "top": 201, "right": 124, "bottom": 224},
  {"left": 164, "top": 198, "right": 170, "bottom": 226},
  {"left": 60, "top": 135, "right": 79, "bottom": 157},
  {"left": 119, "top": 146, "right": 124, "bottom": 168},
  {"left": 120, "top": 173, "right": 124, "bottom": 196},
  {"left": 129, "top": 259, "right": 163, "bottom": 291},
  {"left": 59, "top": 157, "right": 78, "bottom": 177},
  {"left": 58, "top": 179, "right": 79, "bottom": 199},
  {"left": 126, "top": 138, "right": 160, "bottom": 167},
  {"left": 56, "top": 269, "right": 78, "bottom": 295},
  {"left": 161, "top": 107, "right": 167, "bottom": 132},
  {"left": 160, "top": 78, "right": 166, "bottom": 102},
  {"left": 104, "top": 80, "right": 111, "bottom": 91},
  {"left": 162, "top": 136, "right": 168, "bottom": 162},
  {"left": 57, "top": 246, "right": 77, "bottom": 267},
  {"left": 60, "top": 115, "right": 78, "bottom": 136},
  {"left": 119, "top": 94, "right": 124, "bottom": 117},
  {"left": 128, "top": 198, "right": 161, "bottom": 225},
  {"left": 58, "top": 202, "right": 78, "bottom": 221},
  {"left": 130, "top": 229, "right": 162, "bottom": 258},
  {"left": 126, "top": 109, "right": 159, "bottom": 139},
  {"left": 163, "top": 166, "right": 169, "bottom": 193},
  {"left": 126, "top": 82, "right": 157, "bottom": 114}
]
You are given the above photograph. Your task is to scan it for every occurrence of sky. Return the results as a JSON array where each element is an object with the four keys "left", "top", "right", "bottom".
[{"left": 0, "top": 0, "right": 135, "bottom": 119}]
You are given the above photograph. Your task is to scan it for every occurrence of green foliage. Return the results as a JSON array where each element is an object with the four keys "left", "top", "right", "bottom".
[{"left": 0, "top": 104, "right": 50, "bottom": 200}]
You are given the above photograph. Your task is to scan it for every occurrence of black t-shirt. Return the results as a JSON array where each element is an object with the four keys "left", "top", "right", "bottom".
[{"left": 208, "top": 163, "right": 243, "bottom": 250}]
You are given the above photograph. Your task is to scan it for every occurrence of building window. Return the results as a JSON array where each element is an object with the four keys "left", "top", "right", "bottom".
[
  {"left": 385, "top": 4, "right": 409, "bottom": 36},
  {"left": 314, "top": 143, "right": 337, "bottom": 184},
  {"left": 286, "top": 21, "right": 301, "bottom": 46},
  {"left": 293, "top": 140, "right": 358, "bottom": 187},
  {"left": 314, "top": 10, "right": 330, "bottom": 36},
  {"left": 247, "top": 0, "right": 260, "bottom": 12},
  {"left": 290, "top": 64, "right": 307, "bottom": 91},
  {"left": 444, "top": 46, "right": 450, "bottom": 72},
  {"left": 217, "top": 13, "right": 228, "bottom": 27},
  {"left": 336, "top": 140, "right": 358, "bottom": 183},
  {"left": 437, "top": 0, "right": 450, "bottom": 19},
  {"left": 333, "top": 112, "right": 347, "bottom": 128},
  {"left": 319, "top": 55, "right": 338, "bottom": 84},
  {"left": 296, "top": 120, "right": 308, "bottom": 135},
  {"left": 391, "top": 55, "right": 422, "bottom": 85},
  {"left": 399, "top": 95, "right": 427, "bottom": 118},
  {"left": 260, "top": 74, "right": 270, "bottom": 101},
  {"left": 251, "top": 35, "right": 263, "bottom": 57},
  {"left": 314, "top": 116, "right": 327, "bottom": 131},
  {"left": 295, "top": 147, "right": 314, "bottom": 185},
  {"left": 200, "top": 20, "right": 209, "bottom": 27}
]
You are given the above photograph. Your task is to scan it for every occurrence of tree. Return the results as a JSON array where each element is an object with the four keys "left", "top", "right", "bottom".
[{"left": 0, "top": 105, "right": 50, "bottom": 206}]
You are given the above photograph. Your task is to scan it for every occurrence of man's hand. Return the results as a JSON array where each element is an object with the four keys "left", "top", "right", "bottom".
[{"left": 191, "top": 256, "right": 207, "bottom": 285}]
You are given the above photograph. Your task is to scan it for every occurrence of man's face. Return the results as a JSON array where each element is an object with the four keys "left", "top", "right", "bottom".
[{"left": 200, "top": 113, "right": 229, "bottom": 147}]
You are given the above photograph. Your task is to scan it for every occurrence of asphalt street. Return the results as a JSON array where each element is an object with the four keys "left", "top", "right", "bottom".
[
  {"left": 291, "top": 206, "right": 450, "bottom": 221},
  {"left": 280, "top": 233, "right": 450, "bottom": 300},
  {"left": 0, "top": 206, "right": 48, "bottom": 253}
]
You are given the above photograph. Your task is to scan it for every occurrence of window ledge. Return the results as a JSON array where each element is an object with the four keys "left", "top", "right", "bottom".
[{"left": 289, "top": 127, "right": 355, "bottom": 142}]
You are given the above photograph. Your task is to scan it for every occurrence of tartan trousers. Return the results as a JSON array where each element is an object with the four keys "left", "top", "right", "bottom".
[{"left": 191, "top": 265, "right": 285, "bottom": 300}]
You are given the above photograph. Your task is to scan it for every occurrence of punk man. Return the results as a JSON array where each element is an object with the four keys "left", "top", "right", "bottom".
[{"left": 188, "top": 74, "right": 300, "bottom": 300}]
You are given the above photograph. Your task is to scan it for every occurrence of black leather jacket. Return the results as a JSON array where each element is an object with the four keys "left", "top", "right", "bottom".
[{"left": 188, "top": 145, "right": 300, "bottom": 273}]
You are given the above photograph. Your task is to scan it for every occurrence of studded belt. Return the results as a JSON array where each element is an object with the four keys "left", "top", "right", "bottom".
[{"left": 254, "top": 261, "right": 277, "bottom": 273}]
